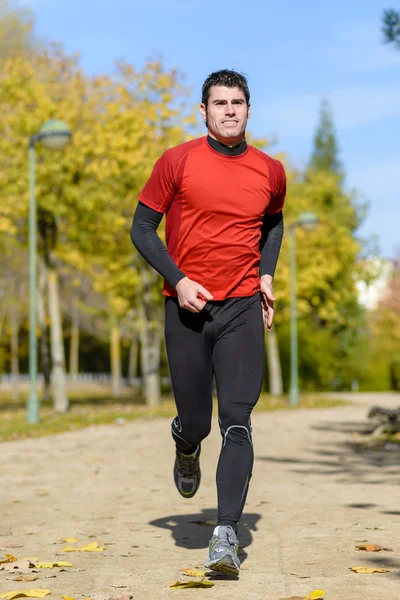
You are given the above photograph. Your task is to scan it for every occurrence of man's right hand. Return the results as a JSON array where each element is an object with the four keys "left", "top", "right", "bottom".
[{"left": 175, "top": 277, "right": 214, "bottom": 313}]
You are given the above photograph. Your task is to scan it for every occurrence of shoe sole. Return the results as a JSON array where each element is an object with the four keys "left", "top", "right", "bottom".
[
  {"left": 206, "top": 556, "right": 240, "bottom": 576},
  {"left": 173, "top": 467, "right": 201, "bottom": 499},
  {"left": 173, "top": 472, "right": 201, "bottom": 498}
]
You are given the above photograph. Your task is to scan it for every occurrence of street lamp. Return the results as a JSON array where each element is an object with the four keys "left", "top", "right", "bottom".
[
  {"left": 289, "top": 211, "right": 319, "bottom": 407},
  {"left": 27, "top": 120, "right": 72, "bottom": 424}
]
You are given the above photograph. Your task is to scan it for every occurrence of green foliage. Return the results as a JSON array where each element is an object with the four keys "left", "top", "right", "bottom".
[
  {"left": 0, "top": 45, "right": 192, "bottom": 343},
  {"left": 0, "top": 0, "right": 36, "bottom": 60},
  {"left": 382, "top": 8, "right": 400, "bottom": 49},
  {"left": 365, "top": 258, "right": 400, "bottom": 390},
  {"left": 308, "top": 98, "right": 342, "bottom": 175},
  {"left": 272, "top": 99, "right": 371, "bottom": 392}
]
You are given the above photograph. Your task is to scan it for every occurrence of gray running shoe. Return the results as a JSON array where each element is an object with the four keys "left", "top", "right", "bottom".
[
  {"left": 204, "top": 525, "right": 240, "bottom": 575},
  {"left": 173, "top": 445, "right": 201, "bottom": 498}
]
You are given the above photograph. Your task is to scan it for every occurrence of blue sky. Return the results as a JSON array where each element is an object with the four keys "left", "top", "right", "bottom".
[{"left": 28, "top": 0, "right": 399, "bottom": 259}]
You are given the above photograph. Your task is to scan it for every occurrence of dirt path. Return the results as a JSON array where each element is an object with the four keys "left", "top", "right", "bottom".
[{"left": 1, "top": 393, "right": 399, "bottom": 600}]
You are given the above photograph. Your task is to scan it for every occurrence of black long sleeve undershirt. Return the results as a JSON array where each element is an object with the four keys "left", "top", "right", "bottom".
[
  {"left": 259, "top": 211, "right": 284, "bottom": 278},
  {"left": 130, "top": 135, "right": 284, "bottom": 288}
]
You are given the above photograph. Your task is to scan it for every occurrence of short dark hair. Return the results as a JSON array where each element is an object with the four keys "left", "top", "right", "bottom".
[{"left": 201, "top": 69, "right": 250, "bottom": 106}]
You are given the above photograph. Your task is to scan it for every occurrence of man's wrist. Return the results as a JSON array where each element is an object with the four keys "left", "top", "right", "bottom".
[
  {"left": 260, "top": 274, "right": 273, "bottom": 286},
  {"left": 175, "top": 275, "right": 188, "bottom": 290}
]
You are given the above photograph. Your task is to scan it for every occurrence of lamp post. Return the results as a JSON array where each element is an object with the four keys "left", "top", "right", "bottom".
[
  {"left": 289, "top": 211, "right": 319, "bottom": 407},
  {"left": 27, "top": 119, "right": 72, "bottom": 424}
]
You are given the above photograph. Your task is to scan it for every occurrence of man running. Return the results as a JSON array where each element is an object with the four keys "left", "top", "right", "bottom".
[{"left": 130, "top": 69, "right": 286, "bottom": 576}]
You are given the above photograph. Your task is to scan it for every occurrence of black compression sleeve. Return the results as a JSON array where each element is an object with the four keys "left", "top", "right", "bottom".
[
  {"left": 130, "top": 202, "right": 186, "bottom": 288},
  {"left": 259, "top": 211, "right": 284, "bottom": 277}
]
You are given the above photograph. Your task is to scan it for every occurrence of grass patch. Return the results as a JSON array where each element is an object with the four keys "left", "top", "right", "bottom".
[
  {"left": 254, "top": 393, "right": 351, "bottom": 412},
  {"left": 0, "top": 386, "right": 351, "bottom": 443}
]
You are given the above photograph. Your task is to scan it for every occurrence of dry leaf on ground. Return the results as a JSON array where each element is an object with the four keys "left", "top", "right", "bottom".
[
  {"left": 61, "top": 542, "right": 104, "bottom": 553},
  {"left": 169, "top": 580, "right": 214, "bottom": 589},
  {"left": 60, "top": 538, "right": 78, "bottom": 543},
  {"left": 0, "top": 589, "right": 51, "bottom": 600},
  {"left": 0, "top": 560, "right": 36, "bottom": 572},
  {"left": 34, "top": 562, "right": 73, "bottom": 569},
  {"left": 356, "top": 544, "right": 393, "bottom": 552},
  {"left": 349, "top": 566, "right": 390, "bottom": 574},
  {"left": 180, "top": 568, "right": 206, "bottom": 577},
  {"left": 12, "top": 577, "right": 39, "bottom": 583},
  {"left": 78, "top": 542, "right": 104, "bottom": 552},
  {"left": 281, "top": 592, "right": 325, "bottom": 600},
  {"left": 61, "top": 596, "right": 76, "bottom": 600},
  {"left": 0, "top": 555, "right": 18, "bottom": 565}
]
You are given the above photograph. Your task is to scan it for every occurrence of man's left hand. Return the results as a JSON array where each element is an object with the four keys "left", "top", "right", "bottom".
[{"left": 260, "top": 274, "right": 275, "bottom": 332}]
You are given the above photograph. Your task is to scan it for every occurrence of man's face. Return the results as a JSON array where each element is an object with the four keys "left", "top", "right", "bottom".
[{"left": 200, "top": 85, "right": 250, "bottom": 145}]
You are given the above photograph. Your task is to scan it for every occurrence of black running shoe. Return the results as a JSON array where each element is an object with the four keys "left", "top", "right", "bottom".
[{"left": 173, "top": 445, "right": 201, "bottom": 498}]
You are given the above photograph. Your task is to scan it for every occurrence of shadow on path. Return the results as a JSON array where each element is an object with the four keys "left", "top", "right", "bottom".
[
  {"left": 149, "top": 508, "right": 261, "bottom": 564},
  {"left": 256, "top": 416, "right": 400, "bottom": 488}
]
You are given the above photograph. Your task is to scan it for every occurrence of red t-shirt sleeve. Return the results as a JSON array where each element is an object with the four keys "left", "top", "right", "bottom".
[
  {"left": 266, "top": 160, "right": 287, "bottom": 214},
  {"left": 139, "top": 150, "right": 176, "bottom": 213}
]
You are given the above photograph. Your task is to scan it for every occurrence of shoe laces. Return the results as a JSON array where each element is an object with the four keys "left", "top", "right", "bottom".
[
  {"left": 176, "top": 450, "right": 199, "bottom": 477},
  {"left": 214, "top": 527, "right": 238, "bottom": 551}
]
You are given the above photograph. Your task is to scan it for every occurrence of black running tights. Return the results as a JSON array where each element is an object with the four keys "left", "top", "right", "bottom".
[{"left": 165, "top": 293, "right": 265, "bottom": 531}]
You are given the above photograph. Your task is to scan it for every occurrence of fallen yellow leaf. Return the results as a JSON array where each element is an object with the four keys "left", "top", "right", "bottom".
[
  {"left": 12, "top": 578, "right": 39, "bottom": 583},
  {"left": 0, "top": 555, "right": 18, "bottom": 565},
  {"left": 61, "top": 596, "right": 76, "bottom": 600},
  {"left": 169, "top": 580, "right": 214, "bottom": 588},
  {"left": 60, "top": 538, "right": 78, "bottom": 543},
  {"left": 349, "top": 566, "right": 390, "bottom": 574},
  {"left": 356, "top": 544, "right": 393, "bottom": 552},
  {"left": 61, "top": 541, "right": 103, "bottom": 553},
  {"left": 78, "top": 542, "right": 104, "bottom": 552},
  {"left": 305, "top": 592, "right": 325, "bottom": 600},
  {"left": 0, "top": 589, "right": 51, "bottom": 600},
  {"left": 180, "top": 568, "right": 206, "bottom": 577},
  {"left": 34, "top": 562, "right": 73, "bottom": 569}
]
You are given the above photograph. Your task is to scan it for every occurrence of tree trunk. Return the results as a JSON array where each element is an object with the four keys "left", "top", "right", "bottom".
[
  {"left": 140, "top": 319, "right": 162, "bottom": 406},
  {"left": 110, "top": 320, "right": 122, "bottom": 397},
  {"left": 137, "top": 262, "right": 163, "bottom": 406},
  {"left": 266, "top": 325, "right": 283, "bottom": 396},
  {"left": 9, "top": 279, "right": 19, "bottom": 401},
  {"left": 0, "top": 298, "right": 7, "bottom": 374},
  {"left": 128, "top": 331, "right": 138, "bottom": 386},
  {"left": 69, "top": 297, "right": 80, "bottom": 383},
  {"left": 38, "top": 262, "right": 51, "bottom": 401},
  {"left": 139, "top": 301, "right": 162, "bottom": 407},
  {"left": 48, "top": 269, "right": 68, "bottom": 412}
]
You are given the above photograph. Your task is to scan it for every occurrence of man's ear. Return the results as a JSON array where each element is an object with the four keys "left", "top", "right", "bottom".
[
  {"left": 199, "top": 103, "right": 207, "bottom": 122},
  {"left": 247, "top": 103, "right": 251, "bottom": 119}
]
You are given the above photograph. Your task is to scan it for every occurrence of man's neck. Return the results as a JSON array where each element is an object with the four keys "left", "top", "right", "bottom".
[{"left": 206, "top": 134, "right": 247, "bottom": 157}]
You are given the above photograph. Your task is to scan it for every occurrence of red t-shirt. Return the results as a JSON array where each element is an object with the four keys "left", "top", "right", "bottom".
[{"left": 139, "top": 136, "right": 286, "bottom": 300}]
